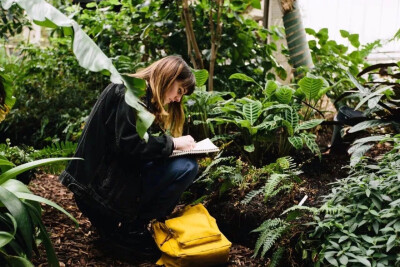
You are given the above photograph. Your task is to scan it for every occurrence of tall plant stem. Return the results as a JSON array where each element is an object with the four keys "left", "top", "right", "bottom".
[
  {"left": 182, "top": 0, "right": 204, "bottom": 69},
  {"left": 208, "top": 0, "right": 223, "bottom": 91}
]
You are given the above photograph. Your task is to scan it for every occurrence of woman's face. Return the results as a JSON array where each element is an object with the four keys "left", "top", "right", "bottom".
[{"left": 163, "top": 81, "right": 187, "bottom": 105}]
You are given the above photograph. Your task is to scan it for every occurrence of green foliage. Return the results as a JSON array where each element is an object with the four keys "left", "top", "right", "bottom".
[
  {"left": 306, "top": 28, "right": 381, "bottom": 103},
  {"left": 340, "top": 66, "right": 400, "bottom": 137},
  {"left": 0, "top": 41, "right": 100, "bottom": 146},
  {"left": 0, "top": 4, "right": 29, "bottom": 41},
  {"left": 1, "top": 0, "right": 153, "bottom": 142},
  {"left": 0, "top": 157, "right": 78, "bottom": 266},
  {"left": 0, "top": 68, "right": 15, "bottom": 123},
  {"left": 251, "top": 218, "right": 289, "bottom": 259},
  {"left": 208, "top": 74, "right": 325, "bottom": 165},
  {"left": 184, "top": 87, "right": 235, "bottom": 139},
  {"left": 241, "top": 156, "right": 302, "bottom": 205},
  {"left": 196, "top": 155, "right": 245, "bottom": 196},
  {"left": 1, "top": 0, "right": 285, "bottom": 146},
  {"left": 301, "top": 135, "right": 400, "bottom": 267}
]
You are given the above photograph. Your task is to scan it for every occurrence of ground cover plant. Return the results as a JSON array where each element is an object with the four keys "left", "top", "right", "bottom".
[{"left": 294, "top": 135, "right": 400, "bottom": 267}]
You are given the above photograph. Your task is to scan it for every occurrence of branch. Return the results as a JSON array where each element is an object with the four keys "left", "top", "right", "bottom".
[{"left": 182, "top": 0, "right": 204, "bottom": 69}]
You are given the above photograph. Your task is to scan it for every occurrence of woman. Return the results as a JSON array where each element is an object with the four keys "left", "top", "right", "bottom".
[{"left": 59, "top": 56, "right": 198, "bottom": 258}]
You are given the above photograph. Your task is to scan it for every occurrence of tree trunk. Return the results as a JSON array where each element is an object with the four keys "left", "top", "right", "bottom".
[
  {"left": 208, "top": 0, "right": 223, "bottom": 92},
  {"left": 182, "top": 0, "right": 204, "bottom": 69},
  {"left": 281, "top": 0, "right": 313, "bottom": 77}
]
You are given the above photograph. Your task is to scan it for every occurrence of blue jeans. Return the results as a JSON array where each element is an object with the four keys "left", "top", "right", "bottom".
[{"left": 138, "top": 157, "right": 198, "bottom": 221}]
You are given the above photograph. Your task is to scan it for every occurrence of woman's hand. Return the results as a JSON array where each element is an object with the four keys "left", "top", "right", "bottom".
[{"left": 173, "top": 135, "right": 196, "bottom": 150}]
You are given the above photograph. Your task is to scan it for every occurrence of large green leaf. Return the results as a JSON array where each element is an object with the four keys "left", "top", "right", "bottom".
[
  {"left": 264, "top": 80, "right": 278, "bottom": 98},
  {"left": 242, "top": 101, "right": 262, "bottom": 125},
  {"left": 229, "top": 73, "right": 262, "bottom": 88},
  {"left": 0, "top": 158, "right": 81, "bottom": 185},
  {"left": 0, "top": 251, "right": 34, "bottom": 267},
  {"left": 284, "top": 108, "right": 299, "bottom": 129},
  {"left": 1, "top": 0, "right": 152, "bottom": 139},
  {"left": 349, "top": 120, "right": 391, "bottom": 133},
  {"left": 288, "top": 136, "right": 303, "bottom": 150},
  {"left": 0, "top": 231, "right": 15, "bottom": 248},
  {"left": 15, "top": 192, "right": 78, "bottom": 227},
  {"left": 24, "top": 202, "right": 59, "bottom": 267},
  {"left": 0, "top": 159, "right": 15, "bottom": 167},
  {"left": 192, "top": 69, "right": 209, "bottom": 87},
  {"left": 275, "top": 86, "right": 293, "bottom": 104},
  {"left": 2, "top": 179, "right": 31, "bottom": 194},
  {"left": 298, "top": 75, "right": 324, "bottom": 100},
  {"left": 295, "top": 119, "right": 324, "bottom": 132},
  {"left": 301, "top": 133, "right": 321, "bottom": 158},
  {"left": 0, "top": 186, "right": 33, "bottom": 258}
]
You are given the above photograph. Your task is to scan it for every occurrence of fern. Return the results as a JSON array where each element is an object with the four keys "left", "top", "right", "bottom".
[
  {"left": 264, "top": 174, "right": 288, "bottom": 202},
  {"left": 270, "top": 183, "right": 293, "bottom": 198},
  {"left": 252, "top": 218, "right": 289, "bottom": 259},
  {"left": 282, "top": 205, "right": 319, "bottom": 215},
  {"left": 31, "top": 141, "right": 77, "bottom": 160},
  {"left": 241, "top": 187, "right": 264, "bottom": 205},
  {"left": 269, "top": 247, "right": 285, "bottom": 267},
  {"left": 197, "top": 156, "right": 234, "bottom": 182}
]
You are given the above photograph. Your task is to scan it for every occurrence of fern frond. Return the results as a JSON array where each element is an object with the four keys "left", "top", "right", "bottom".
[
  {"left": 269, "top": 247, "right": 285, "bottom": 267},
  {"left": 259, "top": 225, "right": 288, "bottom": 258},
  {"left": 241, "top": 187, "right": 264, "bottom": 205},
  {"left": 264, "top": 174, "right": 288, "bottom": 201},
  {"left": 251, "top": 218, "right": 286, "bottom": 233},
  {"left": 197, "top": 156, "right": 234, "bottom": 181},
  {"left": 282, "top": 205, "right": 319, "bottom": 215},
  {"left": 270, "top": 183, "right": 293, "bottom": 198},
  {"left": 31, "top": 141, "right": 77, "bottom": 160},
  {"left": 252, "top": 219, "right": 289, "bottom": 258}
]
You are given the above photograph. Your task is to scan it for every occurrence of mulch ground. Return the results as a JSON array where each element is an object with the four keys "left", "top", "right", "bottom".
[{"left": 29, "top": 173, "right": 267, "bottom": 267}]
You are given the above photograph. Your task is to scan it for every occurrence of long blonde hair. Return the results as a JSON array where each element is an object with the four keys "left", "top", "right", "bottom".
[{"left": 130, "top": 56, "right": 195, "bottom": 137}]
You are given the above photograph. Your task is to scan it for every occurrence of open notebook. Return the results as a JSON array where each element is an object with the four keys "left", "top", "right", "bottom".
[{"left": 170, "top": 138, "right": 219, "bottom": 158}]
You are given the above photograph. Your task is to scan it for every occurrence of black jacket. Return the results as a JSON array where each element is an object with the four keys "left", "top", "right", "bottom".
[{"left": 59, "top": 83, "right": 174, "bottom": 221}]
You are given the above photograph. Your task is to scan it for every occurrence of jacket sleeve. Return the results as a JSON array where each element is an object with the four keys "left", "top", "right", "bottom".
[{"left": 105, "top": 85, "right": 174, "bottom": 160}]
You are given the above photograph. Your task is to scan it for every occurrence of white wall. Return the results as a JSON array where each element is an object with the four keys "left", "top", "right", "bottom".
[{"left": 298, "top": 0, "right": 400, "bottom": 63}]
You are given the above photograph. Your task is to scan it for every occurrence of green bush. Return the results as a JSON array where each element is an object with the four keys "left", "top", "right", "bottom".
[{"left": 298, "top": 135, "right": 400, "bottom": 267}]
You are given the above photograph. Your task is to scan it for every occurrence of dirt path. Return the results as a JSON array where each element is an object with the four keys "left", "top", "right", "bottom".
[{"left": 29, "top": 173, "right": 265, "bottom": 267}]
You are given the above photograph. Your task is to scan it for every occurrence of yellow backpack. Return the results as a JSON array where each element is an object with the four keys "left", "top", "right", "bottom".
[{"left": 151, "top": 204, "right": 232, "bottom": 267}]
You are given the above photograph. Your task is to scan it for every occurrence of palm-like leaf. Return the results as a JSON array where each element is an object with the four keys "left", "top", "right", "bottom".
[
  {"left": 0, "top": 158, "right": 81, "bottom": 184},
  {"left": 0, "top": 186, "right": 33, "bottom": 258}
]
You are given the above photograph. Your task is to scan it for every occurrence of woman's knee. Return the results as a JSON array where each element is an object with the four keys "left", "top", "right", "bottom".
[{"left": 171, "top": 157, "right": 198, "bottom": 183}]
